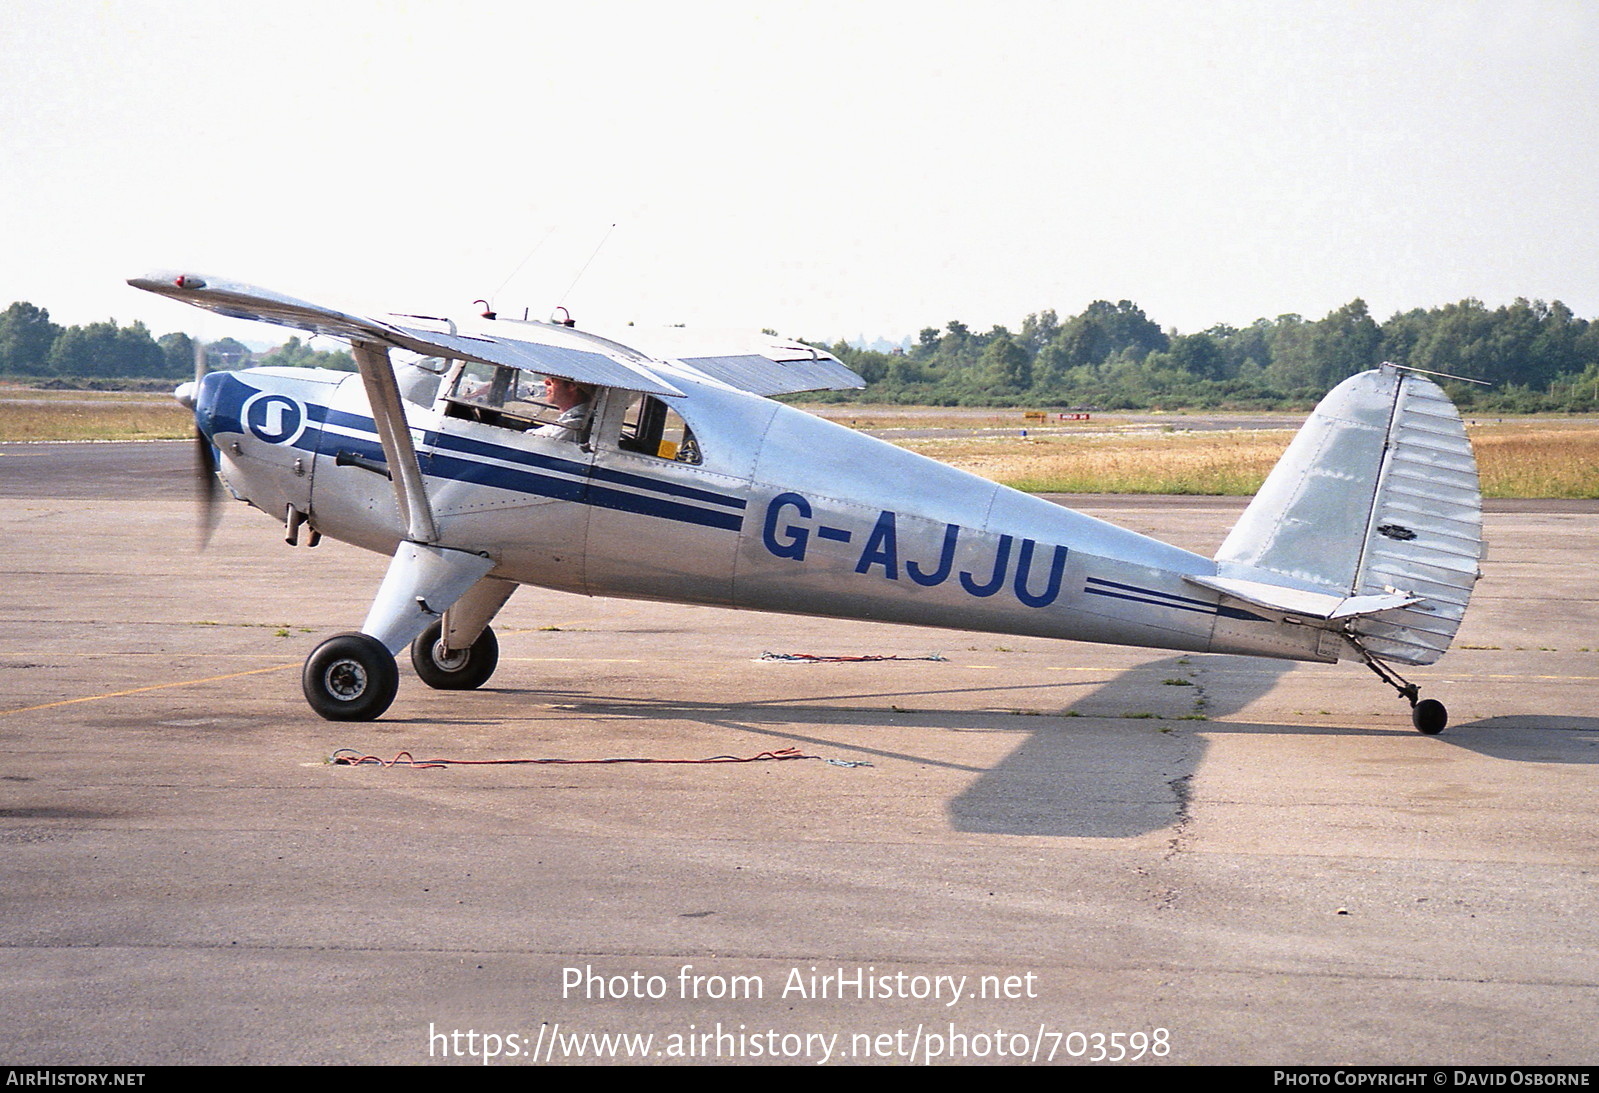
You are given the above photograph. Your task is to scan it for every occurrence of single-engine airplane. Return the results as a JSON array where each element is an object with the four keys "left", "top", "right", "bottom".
[{"left": 130, "top": 272, "right": 1483, "bottom": 733}]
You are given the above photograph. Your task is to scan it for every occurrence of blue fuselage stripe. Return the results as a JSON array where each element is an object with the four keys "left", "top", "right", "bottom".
[
  {"left": 423, "top": 450, "right": 742, "bottom": 530},
  {"left": 1086, "top": 586, "right": 1218, "bottom": 616},
  {"left": 315, "top": 410, "right": 746, "bottom": 532},
  {"left": 418, "top": 426, "right": 745, "bottom": 510},
  {"left": 1084, "top": 576, "right": 1263, "bottom": 622},
  {"left": 210, "top": 378, "right": 747, "bottom": 533}
]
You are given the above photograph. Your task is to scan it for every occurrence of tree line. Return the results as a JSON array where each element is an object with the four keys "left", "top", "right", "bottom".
[
  {"left": 819, "top": 297, "right": 1599, "bottom": 412},
  {"left": 0, "top": 302, "right": 352, "bottom": 380},
  {"left": 6, "top": 294, "right": 1599, "bottom": 412}
]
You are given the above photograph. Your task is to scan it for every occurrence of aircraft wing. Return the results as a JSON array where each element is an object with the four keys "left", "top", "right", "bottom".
[
  {"left": 672, "top": 350, "right": 865, "bottom": 396},
  {"left": 588, "top": 325, "right": 866, "bottom": 395},
  {"left": 383, "top": 324, "right": 683, "bottom": 396},
  {"left": 128, "top": 272, "right": 685, "bottom": 397}
]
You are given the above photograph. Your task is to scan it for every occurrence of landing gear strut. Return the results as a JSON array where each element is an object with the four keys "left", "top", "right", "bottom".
[{"left": 1352, "top": 640, "right": 1447, "bottom": 734}]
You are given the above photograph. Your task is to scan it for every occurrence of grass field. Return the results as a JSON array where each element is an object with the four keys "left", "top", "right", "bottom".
[
  {"left": 0, "top": 393, "right": 191, "bottom": 441},
  {"left": 3, "top": 389, "right": 1596, "bottom": 498},
  {"left": 893, "top": 419, "right": 1599, "bottom": 499},
  {"left": 899, "top": 429, "right": 1290, "bottom": 495},
  {"left": 1467, "top": 424, "right": 1599, "bottom": 499}
]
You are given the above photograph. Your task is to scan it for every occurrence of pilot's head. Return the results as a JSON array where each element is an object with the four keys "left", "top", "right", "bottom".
[{"left": 543, "top": 376, "right": 593, "bottom": 411}]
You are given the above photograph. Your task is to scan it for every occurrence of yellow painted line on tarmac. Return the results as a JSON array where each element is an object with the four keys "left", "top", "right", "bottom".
[
  {"left": 0, "top": 664, "right": 298, "bottom": 716},
  {"left": 45, "top": 652, "right": 300, "bottom": 659}
]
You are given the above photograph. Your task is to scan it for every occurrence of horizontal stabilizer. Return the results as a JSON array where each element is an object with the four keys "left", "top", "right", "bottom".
[{"left": 1185, "top": 574, "right": 1419, "bottom": 622}]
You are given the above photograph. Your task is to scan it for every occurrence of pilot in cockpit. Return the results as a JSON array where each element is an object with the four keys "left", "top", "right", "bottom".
[
  {"left": 534, "top": 376, "right": 594, "bottom": 442},
  {"left": 445, "top": 363, "right": 594, "bottom": 442}
]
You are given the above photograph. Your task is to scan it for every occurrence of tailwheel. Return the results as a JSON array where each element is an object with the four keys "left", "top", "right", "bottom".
[
  {"left": 1411, "top": 698, "right": 1448, "bottom": 735},
  {"left": 410, "top": 620, "right": 499, "bottom": 690},
  {"left": 1351, "top": 637, "right": 1448, "bottom": 735},
  {"left": 303, "top": 632, "right": 399, "bottom": 721}
]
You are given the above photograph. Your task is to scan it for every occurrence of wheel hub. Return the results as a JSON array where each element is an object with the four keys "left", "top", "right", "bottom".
[
  {"left": 325, "top": 659, "right": 368, "bottom": 701},
  {"left": 432, "top": 640, "right": 470, "bottom": 672}
]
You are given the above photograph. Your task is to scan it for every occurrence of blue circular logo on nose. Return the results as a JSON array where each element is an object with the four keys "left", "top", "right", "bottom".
[{"left": 243, "top": 394, "right": 305, "bottom": 445}]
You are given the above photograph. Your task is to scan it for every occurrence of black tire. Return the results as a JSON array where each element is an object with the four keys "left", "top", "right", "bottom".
[
  {"left": 302, "top": 632, "right": 399, "bottom": 721},
  {"left": 1412, "top": 698, "right": 1448, "bottom": 735},
  {"left": 409, "top": 620, "right": 499, "bottom": 690}
]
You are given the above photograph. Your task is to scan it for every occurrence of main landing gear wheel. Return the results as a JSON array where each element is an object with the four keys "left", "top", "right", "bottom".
[
  {"left": 303, "top": 632, "right": 399, "bottom": 721},
  {"left": 410, "top": 620, "right": 499, "bottom": 690},
  {"left": 1411, "top": 698, "right": 1448, "bottom": 735}
]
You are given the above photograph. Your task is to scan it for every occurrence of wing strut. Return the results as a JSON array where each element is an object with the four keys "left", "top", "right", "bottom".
[{"left": 351, "top": 340, "right": 438, "bottom": 544}]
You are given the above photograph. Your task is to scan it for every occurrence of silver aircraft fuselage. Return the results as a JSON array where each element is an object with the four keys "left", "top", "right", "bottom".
[{"left": 197, "top": 364, "right": 1334, "bottom": 666}]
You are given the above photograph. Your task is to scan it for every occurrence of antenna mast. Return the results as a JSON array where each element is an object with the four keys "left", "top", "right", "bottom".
[{"left": 555, "top": 223, "right": 618, "bottom": 317}]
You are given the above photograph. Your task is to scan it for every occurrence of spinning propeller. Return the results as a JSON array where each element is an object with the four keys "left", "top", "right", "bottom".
[{"left": 174, "top": 337, "right": 222, "bottom": 548}]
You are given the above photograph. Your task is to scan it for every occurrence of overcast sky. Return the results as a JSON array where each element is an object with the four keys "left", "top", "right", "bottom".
[{"left": 3, "top": 0, "right": 1596, "bottom": 347}]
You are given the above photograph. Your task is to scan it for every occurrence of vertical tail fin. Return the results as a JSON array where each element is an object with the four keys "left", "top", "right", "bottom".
[{"left": 1215, "top": 364, "right": 1483, "bottom": 665}]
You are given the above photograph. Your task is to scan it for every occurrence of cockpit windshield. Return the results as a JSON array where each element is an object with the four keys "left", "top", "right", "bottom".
[
  {"left": 442, "top": 363, "right": 594, "bottom": 442},
  {"left": 437, "top": 365, "right": 702, "bottom": 462}
]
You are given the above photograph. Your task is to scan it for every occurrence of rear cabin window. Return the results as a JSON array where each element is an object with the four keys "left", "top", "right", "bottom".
[{"left": 618, "top": 394, "right": 702, "bottom": 465}]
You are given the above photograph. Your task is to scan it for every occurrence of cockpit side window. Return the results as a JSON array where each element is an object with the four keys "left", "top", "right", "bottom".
[{"left": 617, "top": 393, "right": 703, "bottom": 465}]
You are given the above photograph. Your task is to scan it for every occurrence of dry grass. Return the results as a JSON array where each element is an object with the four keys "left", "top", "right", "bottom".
[
  {"left": 0, "top": 398, "right": 192, "bottom": 441},
  {"left": 1469, "top": 422, "right": 1599, "bottom": 499},
  {"left": 901, "top": 430, "right": 1292, "bottom": 495},
  {"left": 897, "top": 419, "right": 1599, "bottom": 499},
  {"left": 808, "top": 406, "right": 1046, "bottom": 431}
]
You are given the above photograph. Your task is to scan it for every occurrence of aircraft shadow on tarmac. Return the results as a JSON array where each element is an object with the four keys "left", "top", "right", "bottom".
[
  {"left": 411, "top": 653, "right": 1599, "bottom": 841},
  {"left": 1419, "top": 715, "right": 1599, "bottom": 764},
  {"left": 946, "top": 653, "right": 1288, "bottom": 838},
  {"left": 944, "top": 656, "right": 1599, "bottom": 837},
  {"left": 455, "top": 653, "right": 1285, "bottom": 840}
]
